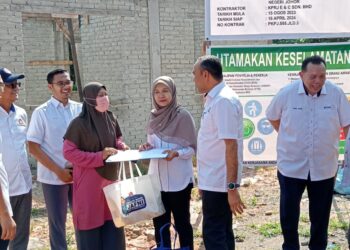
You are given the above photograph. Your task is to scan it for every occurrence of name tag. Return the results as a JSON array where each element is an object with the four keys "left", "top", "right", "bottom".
[
  {"left": 16, "top": 118, "right": 26, "bottom": 127},
  {"left": 323, "top": 106, "right": 332, "bottom": 109},
  {"left": 201, "top": 107, "right": 212, "bottom": 118},
  {"left": 292, "top": 107, "right": 303, "bottom": 110}
]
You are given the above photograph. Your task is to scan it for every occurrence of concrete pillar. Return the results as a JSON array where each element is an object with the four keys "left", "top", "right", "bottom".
[{"left": 148, "top": 0, "right": 161, "bottom": 81}]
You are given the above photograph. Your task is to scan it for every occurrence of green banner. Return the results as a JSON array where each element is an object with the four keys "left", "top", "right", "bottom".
[{"left": 211, "top": 44, "right": 350, "bottom": 72}]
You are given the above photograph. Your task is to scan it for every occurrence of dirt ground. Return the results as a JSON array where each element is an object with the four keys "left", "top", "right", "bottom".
[{"left": 28, "top": 166, "right": 350, "bottom": 250}]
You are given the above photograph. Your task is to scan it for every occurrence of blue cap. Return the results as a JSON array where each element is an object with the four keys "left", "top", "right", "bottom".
[{"left": 0, "top": 68, "right": 25, "bottom": 84}]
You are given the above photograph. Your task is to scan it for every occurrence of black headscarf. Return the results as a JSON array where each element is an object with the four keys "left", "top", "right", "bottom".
[{"left": 64, "top": 82, "right": 122, "bottom": 181}]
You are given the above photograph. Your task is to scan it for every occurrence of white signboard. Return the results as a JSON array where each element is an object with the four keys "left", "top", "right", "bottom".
[
  {"left": 210, "top": 43, "right": 350, "bottom": 165},
  {"left": 205, "top": 0, "right": 350, "bottom": 41}
]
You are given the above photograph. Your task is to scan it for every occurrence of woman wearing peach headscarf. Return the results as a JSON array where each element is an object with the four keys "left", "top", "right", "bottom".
[{"left": 140, "top": 76, "right": 196, "bottom": 250}]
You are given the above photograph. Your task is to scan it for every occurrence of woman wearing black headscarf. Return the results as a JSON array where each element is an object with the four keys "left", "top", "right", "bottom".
[{"left": 63, "top": 82, "right": 128, "bottom": 250}]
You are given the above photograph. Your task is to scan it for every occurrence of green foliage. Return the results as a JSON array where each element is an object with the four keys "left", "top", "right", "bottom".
[
  {"left": 328, "top": 218, "right": 348, "bottom": 232},
  {"left": 272, "top": 38, "right": 350, "bottom": 44},
  {"left": 327, "top": 243, "right": 342, "bottom": 250},
  {"left": 191, "top": 188, "right": 201, "bottom": 202},
  {"left": 250, "top": 196, "right": 258, "bottom": 207},
  {"left": 300, "top": 213, "right": 309, "bottom": 223},
  {"left": 66, "top": 231, "right": 75, "bottom": 247},
  {"left": 257, "top": 222, "right": 282, "bottom": 238},
  {"left": 298, "top": 226, "right": 310, "bottom": 237},
  {"left": 193, "top": 229, "right": 202, "bottom": 238},
  {"left": 31, "top": 207, "right": 46, "bottom": 217},
  {"left": 235, "top": 233, "right": 246, "bottom": 242},
  {"left": 249, "top": 223, "right": 258, "bottom": 229}
]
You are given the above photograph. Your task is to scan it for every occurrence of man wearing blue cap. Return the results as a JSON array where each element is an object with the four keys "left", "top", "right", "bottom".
[
  {"left": 0, "top": 75, "right": 17, "bottom": 250},
  {"left": 0, "top": 68, "right": 32, "bottom": 250}
]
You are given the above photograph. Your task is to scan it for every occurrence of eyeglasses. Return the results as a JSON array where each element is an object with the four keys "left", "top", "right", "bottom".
[
  {"left": 53, "top": 80, "right": 74, "bottom": 88},
  {"left": 5, "top": 82, "right": 21, "bottom": 89}
]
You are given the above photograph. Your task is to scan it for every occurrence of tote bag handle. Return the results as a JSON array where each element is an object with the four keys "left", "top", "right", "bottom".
[
  {"left": 152, "top": 222, "right": 190, "bottom": 249},
  {"left": 119, "top": 161, "right": 143, "bottom": 181},
  {"left": 159, "top": 223, "right": 178, "bottom": 249}
]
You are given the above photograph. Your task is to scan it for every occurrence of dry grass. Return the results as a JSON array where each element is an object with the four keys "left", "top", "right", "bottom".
[{"left": 29, "top": 167, "right": 350, "bottom": 250}]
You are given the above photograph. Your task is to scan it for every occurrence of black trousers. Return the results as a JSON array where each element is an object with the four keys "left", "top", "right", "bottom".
[
  {"left": 76, "top": 220, "right": 125, "bottom": 250},
  {"left": 153, "top": 183, "right": 193, "bottom": 250},
  {"left": 202, "top": 190, "right": 234, "bottom": 250},
  {"left": 278, "top": 171, "right": 335, "bottom": 250}
]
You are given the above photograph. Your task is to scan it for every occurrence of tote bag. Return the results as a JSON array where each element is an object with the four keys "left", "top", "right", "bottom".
[
  {"left": 103, "top": 161, "right": 165, "bottom": 227},
  {"left": 334, "top": 166, "right": 350, "bottom": 195},
  {"left": 335, "top": 135, "right": 350, "bottom": 195}
]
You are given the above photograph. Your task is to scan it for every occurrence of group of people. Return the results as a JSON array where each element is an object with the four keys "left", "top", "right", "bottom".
[
  {"left": 0, "top": 56, "right": 245, "bottom": 250},
  {"left": 0, "top": 68, "right": 82, "bottom": 250},
  {"left": 0, "top": 54, "right": 348, "bottom": 250}
]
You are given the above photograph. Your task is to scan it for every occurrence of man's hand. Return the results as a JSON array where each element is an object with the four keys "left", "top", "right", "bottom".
[
  {"left": 163, "top": 150, "right": 179, "bottom": 161},
  {"left": 28, "top": 141, "right": 73, "bottom": 182},
  {"left": 64, "top": 162, "right": 73, "bottom": 177},
  {"left": 0, "top": 212, "right": 16, "bottom": 240},
  {"left": 269, "top": 119, "right": 280, "bottom": 132},
  {"left": 228, "top": 190, "right": 246, "bottom": 216},
  {"left": 56, "top": 168, "right": 73, "bottom": 183}
]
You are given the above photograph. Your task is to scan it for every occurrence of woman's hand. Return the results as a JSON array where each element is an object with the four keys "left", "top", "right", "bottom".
[
  {"left": 121, "top": 143, "right": 130, "bottom": 151},
  {"left": 139, "top": 143, "right": 153, "bottom": 151},
  {"left": 163, "top": 150, "right": 179, "bottom": 161},
  {"left": 102, "top": 147, "right": 118, "bottom": 160}
]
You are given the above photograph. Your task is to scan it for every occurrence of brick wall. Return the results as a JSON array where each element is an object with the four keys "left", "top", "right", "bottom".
[
  {"left": 0, "top": 2, "right": 25, "bottom": 105},
  {"left": 22, "top": 15, "right": 69, "bottom": 106},
  {"left": 1, "top": 0, "right": 207, "bottom": 148},
  {"left": 79, "top": 1, "right": 152, "bottom": 146},
  {"left": 159, "top": 0, "right": 204, "bottom": 127}
]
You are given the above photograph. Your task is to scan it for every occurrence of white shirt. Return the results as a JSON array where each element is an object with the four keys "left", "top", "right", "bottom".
[
  {"left": 0, "top": 134, "right": 13, "bottom": 216},
  {"left": 27, "top": 97, "right": 82, "bottom": 185},
  {"left": 147, "top": 134, "right": 195, "bottom": 192},
  {"left": 0, "top": 104, "right": 32, "bottom": 196},
  {"left": 266, "top": 80, "right": 350, "bottom": 181},
  {"left": 197, "top": 82, "right": 243, "bottom": 192}
]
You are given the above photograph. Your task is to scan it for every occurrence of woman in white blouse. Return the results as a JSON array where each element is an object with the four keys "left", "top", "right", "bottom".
[{"left": 139, "top": 76, "right": 196, "bottom": 250}]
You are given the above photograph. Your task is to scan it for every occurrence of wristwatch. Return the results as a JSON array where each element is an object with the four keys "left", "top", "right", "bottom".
[{"left": 227, "top": 182, "right": 240, "bottom": 190}]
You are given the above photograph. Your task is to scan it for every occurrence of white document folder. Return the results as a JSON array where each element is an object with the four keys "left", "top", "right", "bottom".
[{"left": 106, "top": 149, "right": 168, "bottom": 162}]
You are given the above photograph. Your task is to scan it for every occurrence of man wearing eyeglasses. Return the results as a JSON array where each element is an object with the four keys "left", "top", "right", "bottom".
[
  {"left": 0, "top": 75, "right": 17, "bottom": 250},
  {"left": 27, "top": 69, "right": 82, "bottom": 250},
  {"left": 0, "top": 68, "right": 32, "bottom": 250}
]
